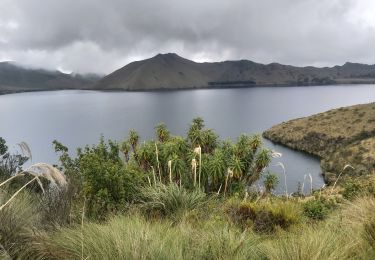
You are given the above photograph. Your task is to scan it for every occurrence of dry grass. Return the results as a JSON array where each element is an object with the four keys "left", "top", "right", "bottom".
[{"left": 263, "top": 102, "right": 375, "bottom": 177}]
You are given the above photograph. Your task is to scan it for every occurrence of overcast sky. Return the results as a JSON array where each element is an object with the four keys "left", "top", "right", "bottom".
[{"left": 1, "top": 0, "right": 375, "bottom": 74}]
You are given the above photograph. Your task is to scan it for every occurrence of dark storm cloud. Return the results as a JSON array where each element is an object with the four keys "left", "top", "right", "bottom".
[{"left": 0, "top": 0, "right": 375, "bottom": 74}]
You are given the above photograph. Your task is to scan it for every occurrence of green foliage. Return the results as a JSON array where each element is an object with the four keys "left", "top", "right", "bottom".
[
  {"left": 27, "top": 214, "right": 263, "bottom": 260},
  {"left": 155, "top": 123, "right": 170, "bottom": 143},
  {"left": 0, "top": 137, "right": 29, "bottom": 181},
  {"left": 0, "top": 137, "right": 7, "bottom": 155},
  {"left": 139, "top": 184, "right": 208, "bottom": 218},
  {"left": 54, "top": 137, "right": 144, "bottom": 219},
  {"left": 341, "top": 177, "right": 375, "bottom": 200},
  {"left": 0, "top": 192, "right": 41, "bottom": 259},
  {"left": 226, "top": 199, "right": 302, "bottom": 233},
  {"left": 303, "top": 198, "right": 336, "bottom": 220},
  {"left": 48, "top": 118, "right": 271, "bottom": 219},
  {"left": 264, "top": 172, "right": 279, "bottom": 193},
  {"left": 342, "top": 180, "right": 362, "bottom": 200}
]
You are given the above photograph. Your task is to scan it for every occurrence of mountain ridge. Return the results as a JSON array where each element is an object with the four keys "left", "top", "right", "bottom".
[
  {"left": 0, "top": 62, "right": 100, "bottom": 95},
  {"left": 2, "top": 53, "right": 375, "bottom": 94},
  {"left": 94, "top": 53, "right": 375, "bottom": 91}
]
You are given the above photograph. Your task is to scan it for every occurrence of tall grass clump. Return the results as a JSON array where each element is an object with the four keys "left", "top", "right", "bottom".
[
  {"left": 139, "top": 184, "right": 208, "bottom": 219},
  {"left": 364, "top": 217, "right": 375, "bottom": 251},
  {"left": 339, "top": 196, "right": 375, "bottom": 257},
  {"left": 226, "top": 198, "right": 303, "bottom": 233},
  {"left": 262, "top": 221, "right": 359, "bottom": 260},
  {"left": 27, "top": 214, "right": 264, "bottom": 260},
  {"left": 0, "top": 192, "right": 41, "bottom": 259}
]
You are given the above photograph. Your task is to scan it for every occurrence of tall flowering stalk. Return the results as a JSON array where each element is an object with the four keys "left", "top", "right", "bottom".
[
  {"left": 194, "top": 146, "right": 202, "bottom": 188},
  {"left": 191, "top": 158, "right": 197, "bottom": 187},
  {"left": 276, "top": 162, "right": 288, "bottom": 198},
  {"left": 155, "top": 142, "right": 161, "bottom": 182},
  {"left": 330, "top": 164, "right": 354, "bottom": 195},
  {"left": 168, "top": 160, "right": 172, "bottom": 184},
  {"left": 0, "top": 163, "right": 66, "bottom": 211},
  {"left": 224, "top": 168, "right": 233, "bottom": 197}
]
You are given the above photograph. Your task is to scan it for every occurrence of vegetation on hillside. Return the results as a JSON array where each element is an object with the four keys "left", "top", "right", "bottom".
[
  {"left": 263, "top": 102, "right": 375, "bottom": 183},
  {"left": 1, "top": 117, "right": 375, "bottom": 259}
]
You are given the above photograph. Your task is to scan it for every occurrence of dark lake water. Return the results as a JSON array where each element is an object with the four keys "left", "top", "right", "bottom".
[{"left": 1, "top": 85, "right": 374, "bottom": 194}]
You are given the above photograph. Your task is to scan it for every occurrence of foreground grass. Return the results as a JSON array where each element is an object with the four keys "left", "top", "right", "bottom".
[
  {"left": 28, "top": 214, "right": 263, "bottom": 260},
  {"left": 14, "top": 195, "right": 374, "bottom": 260}
]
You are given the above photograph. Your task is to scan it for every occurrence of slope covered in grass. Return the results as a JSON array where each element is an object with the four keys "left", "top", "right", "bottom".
[{"left": 263, "top": 102, "right": 375, "bottom": 182}]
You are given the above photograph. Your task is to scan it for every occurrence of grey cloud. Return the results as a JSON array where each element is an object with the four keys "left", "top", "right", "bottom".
[{"left": 0, "top": 0, "right": 375, "bottom": 74}]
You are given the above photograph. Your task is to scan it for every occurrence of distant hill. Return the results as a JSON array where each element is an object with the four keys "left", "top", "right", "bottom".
[
  {"left": 95, "top": 53, "right": 375, "bottom": 90},
  {"left": 263, "top": 102, "right": 375, "bottom": 183},
  {"left": 2, "top": 54, "right": 375, "bottom": 94},
  {"left": 0, "top": 62, "right": 100, "bottom": 94}
]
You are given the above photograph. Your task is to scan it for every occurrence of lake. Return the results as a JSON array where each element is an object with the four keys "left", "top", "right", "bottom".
[{"left": 1, "top": 85, "right": 374, "bottom": 194}]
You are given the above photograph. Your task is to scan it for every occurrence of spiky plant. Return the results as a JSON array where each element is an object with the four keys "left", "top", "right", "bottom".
[
  {"left": 155, "top": 123, "right": 170, "bottom": 143},
  {"left": 139, "top": 183, "right": 208, "bottom": 217},
  {"left": 264, "top": 172, "right": 279, "bottom": 193},
  {"left": 120, "top": 140, "right": 131, "bottom": 162}
]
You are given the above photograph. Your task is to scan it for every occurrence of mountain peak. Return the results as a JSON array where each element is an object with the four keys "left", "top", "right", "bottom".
[{"left": 153, "top": 53, "right": 181, "bottom": 60}]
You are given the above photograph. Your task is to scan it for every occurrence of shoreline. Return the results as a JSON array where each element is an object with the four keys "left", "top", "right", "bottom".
[
  {"left": 263, "top": 102, "right": 375, "bottom": 184},
  {"left": 1, "top": 81, "right": 375, "bottom": 96}
]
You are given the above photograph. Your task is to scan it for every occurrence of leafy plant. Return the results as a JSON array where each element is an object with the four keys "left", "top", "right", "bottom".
[
  {"left": 303, "top": 198, "right": 333, "bottom": 220},
  {"left": 139, "top": 184, "right": 208, "bottom": 218},
  {"left": 264, "top": 172, "right": 279, "bottom": 193}
]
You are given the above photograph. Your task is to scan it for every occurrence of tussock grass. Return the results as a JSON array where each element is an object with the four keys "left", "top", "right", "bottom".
[
  {"left": 0, "top": 192, "right": 41, "bottom": 258},
  {"left": 262, "top": 222, "right": 359, "bottom": 260},
  {"left": 226, "top": 198, "right": 303, "bottom": 233},
  {"left": 139, "top": 184, "right": 209, "bottom": 219},
  {"left": 27, "top": 214, "right": 263, "bottom": 260}
]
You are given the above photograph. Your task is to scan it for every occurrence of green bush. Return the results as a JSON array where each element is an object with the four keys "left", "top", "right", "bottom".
[
  {"left": 53, "top": 137, "right": 144, "bottom": 220},
  {"left": 341, "top": 177, "right": 375, "bottom": 200},
  {"left": 303, "top": 199, "right": 332, "bottom": 220}
]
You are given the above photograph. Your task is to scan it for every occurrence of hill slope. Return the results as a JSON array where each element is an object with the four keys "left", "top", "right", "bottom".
[
  {"left": 0, "top": 62, "right": 99, "bottom": 94},
  {"left": 95, "top": 53, "right": 375, "bottom": 90},
  {"left": 263, "top": 103, "right": 375, "bottom": 183}
]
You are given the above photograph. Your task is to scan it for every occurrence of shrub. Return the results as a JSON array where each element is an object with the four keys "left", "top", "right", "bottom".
[
  {"left": 54, "top": 138, "right": 144, "bottom": 220},
  {"left": 0, "top": 137, "right": 29, "bottom": 182},
  {"left": 139, "top": 184, "right": 208, "bottom": 219},
  {"left": 264, "top": 172, "right": 279, "bottom": 193},
  {"left": 226, "top": 199, "right": 302, "bottom": 233},
  {"left": 303, "top": 198, "right": 334, "bottom": 220},
  {"left": 341, "top": 177, "right": 375, "bottom": 200}
]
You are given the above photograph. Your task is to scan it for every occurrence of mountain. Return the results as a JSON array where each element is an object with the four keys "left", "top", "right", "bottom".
[
  {"left": 2, "top": 54, "right": 375, "bottom": 94},
  {"left": 95, "top": 53, "right": 375, "bottom": 90},
  {"left": 0, "top": 62, "right": 100, "bottom": 94}
]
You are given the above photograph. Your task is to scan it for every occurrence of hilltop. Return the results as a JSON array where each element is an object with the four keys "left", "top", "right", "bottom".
[
  {"left": 263, "top": 102, "right": 375, "bottom": 183},
  {"left": 2, "top": 54, "right": 375, "bottom": 94},
  {"left": 0, "top": 62, "right": 100, "bottom": 95},
  {"left": 95, "top": 53, "right": 375, "bottom": 90}
]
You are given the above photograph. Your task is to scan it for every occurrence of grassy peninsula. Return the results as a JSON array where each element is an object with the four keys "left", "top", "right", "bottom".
[{"left": 263, "top": 102, "right": 375, "bottom": 183}]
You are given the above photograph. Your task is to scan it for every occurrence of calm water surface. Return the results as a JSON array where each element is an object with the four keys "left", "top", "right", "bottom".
[{"left": 1, "top": 85, "right": 374, "bottom": 193}]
